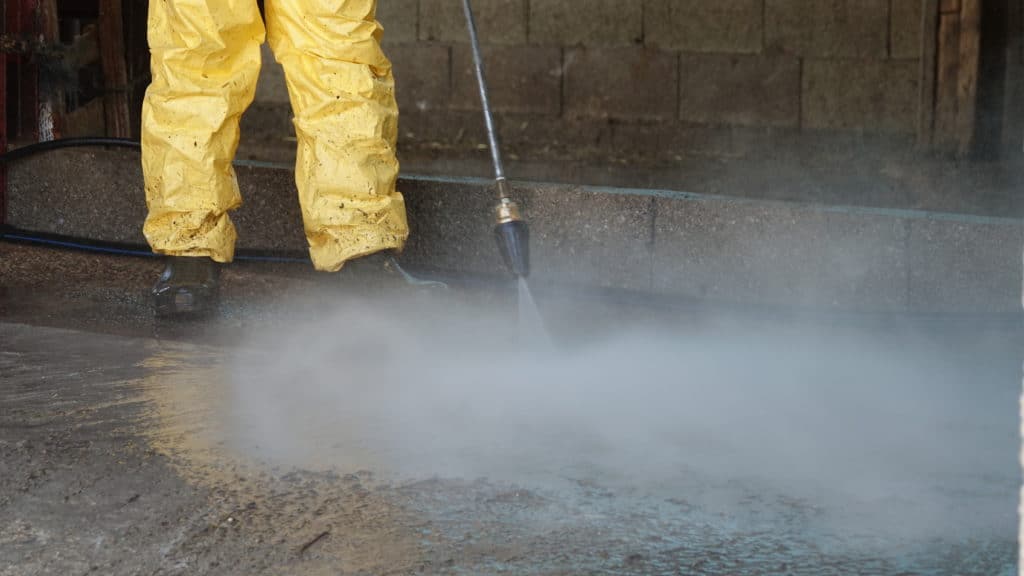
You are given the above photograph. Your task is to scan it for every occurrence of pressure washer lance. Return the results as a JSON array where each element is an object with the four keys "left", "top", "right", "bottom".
[{"left": 461, "top": 0, "right": 530, "bottom": 277}]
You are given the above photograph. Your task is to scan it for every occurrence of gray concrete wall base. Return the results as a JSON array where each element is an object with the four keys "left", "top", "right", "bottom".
[{"left": 6, "top": 148, "right": 1021, "bottom": 314}]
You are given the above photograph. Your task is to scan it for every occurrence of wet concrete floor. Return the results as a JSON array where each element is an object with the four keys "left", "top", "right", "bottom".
[{"left": 1, "top": 242, "right": 1020, "bottom": 575}]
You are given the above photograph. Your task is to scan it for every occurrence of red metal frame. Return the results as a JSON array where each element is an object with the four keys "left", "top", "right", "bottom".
[
  {"left": 1, "top": 0, "right": 41, "bottom": 225},
  {"left": 1, "top": 10, "right": 6, "bottom": 226}
]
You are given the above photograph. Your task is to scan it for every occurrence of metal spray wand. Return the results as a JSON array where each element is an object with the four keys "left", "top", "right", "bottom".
[{"left": 461, "top": 0, "right": 530, "bottom": 277}]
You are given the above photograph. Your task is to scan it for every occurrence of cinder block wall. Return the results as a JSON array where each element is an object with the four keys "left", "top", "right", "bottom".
[{"left": 246, "top": 0, "right": 922, "bottom": 161}]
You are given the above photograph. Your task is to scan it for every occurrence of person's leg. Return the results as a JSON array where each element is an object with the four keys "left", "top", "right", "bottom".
[
  {"left": 265, "top": 0, "right": 408, "bottom": 272},
  {"left": 142, "top": 0, "right": 264, "bottom": 315},
  {"left": 142, "top": 0, "right": 264, "bottom": 261}
]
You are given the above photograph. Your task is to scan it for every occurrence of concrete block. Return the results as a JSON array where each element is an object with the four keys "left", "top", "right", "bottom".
[
  {"left": 907, "top": 218, "right": 1023, "bottom": 314},
  {"left": 611, "top": 122, "right": 750, "bottom": 161},
  {"left": 12, "top": 148, "right": 1022, "bottom": 315},
  {"left": 564, "top": 47, "right": 678, "bottom": 120},
  {"left": 6, "top": 149, "right": 148, "bottom": 245},
  {"left": 397, "top": 109, "right": 488, "bottom": 145},
  {"left": 679, "top": 54, "right": 800, "bottom": 127},
  {"left": 645, "top": 0, "right": 763, "bottom": 53},
  {"left": 529, "top": 0, "right": 642, "bottom": 46},
  {"left": 233, "top": 166, "right": 309, "bottom": 252},
  {"left": 802, "top": 59, "right": 919, "bottom": 133},
  {"left": 239, "top": 103, "right": 296, "bottom": 154},
  {"left": 419, "top": 0, "right": 526, "bottom": 44},
  {"left": 890, "top": 0, "right": 924, "bottom": 59},
  {"left": 821, "top": 212, "right": 909, "bottom": 311},
  {"left": 451, "top": 44, "right": 561, "bottom": 114},
  {"left": 528, "top": 188, "right": 654, "bottom": 291},
  {"left": 652, "top": 198, "right": 830, "bottom": 306},
  {"left": 4, "top": 149, "right": 311, "bottom": 253},
  {"left": 399, "top": 178, "right": 506, "bottom": 275},
  {"left": 376, "top": 0, "right": 419, "bottom": 43},
  {"left": 388, "top": 43, "right": 451, "bottom": 113},
  {"left": 495, "top": 115, "right": 613, "bottom": 157},
  {"left": 254, "top": 44, "right": 290, "bottom": 105},
  {"left": 406, "top": 177, "right": 658, "bottom": 292},
  {"left": 765, "top": 0, "right": 889, "bottom": 58}
]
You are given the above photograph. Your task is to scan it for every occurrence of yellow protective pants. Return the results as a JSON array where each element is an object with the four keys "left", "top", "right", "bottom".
[{"left": 141, "top": 0, "right": 408, "bottom": 271}]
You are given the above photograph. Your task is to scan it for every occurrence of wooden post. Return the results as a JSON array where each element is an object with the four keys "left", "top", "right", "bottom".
[
  {"left": 934, "top": 4, "right": 962, "bottom": 149},
  {"left": 98, "top": 0, "right": 131, "bottom": 138},
  {"left": 956, "top": 0, "right": 982, "bottom": 155},
  {"left": 917, "top": 0, "right": 940, "bottom": 149},
  {"left": 921, "top": 0, "right": 983, "bottom": 156}
]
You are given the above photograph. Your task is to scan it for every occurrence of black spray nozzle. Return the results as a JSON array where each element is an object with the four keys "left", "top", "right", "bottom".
[
  {"left": 494, "top": 199, "right": 529, "bottom": 277},
  {"left": 495, "top": 219, "right": 530, "bottom": 277}
]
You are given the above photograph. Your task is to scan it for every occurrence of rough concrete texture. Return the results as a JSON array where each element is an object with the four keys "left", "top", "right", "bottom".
[
  {"left": 400, "top": 177, "right": 656, "bottom": 287},
  {"left": 4, "top": 149, "right": 309, "bottom": 253},
  {"left": 376, "top": 0, "right": 419, "bottom": 44},
  {"left": 231, "top": 165, "right": 310, "bottom": 253},
  {"left": 564, "top": 47, "right": 678, "bottom": 120},
  {"left": 396, "top": 108, "right": 489, "bottom": 145},
  {"left": 526, "top": 187, "right": 654, "bottom": 291},
  {"left": 492, "top": 114, "right": 613, "bottom": 157},
  {"left": 890, "top": 0, "right": 925, "bottom": 59},
  {"left": 389, "top": 111, "right": 615, "bottom": 169},
  {"left": 451, "top": 44, "right": 562, "bottom": 114},
  {"left": 652, "top": 199, "right": 830, "bottom": 307},
  {"left": 253, "top": 45, "right": 290, "bottom": 105},
  {"left": 610, "top": 122, "right": 749, "bottom": 160},
  {"left": 820, "top": 212, "right": 909, "bottom": 311},
  {"left": 679, "top": 54, "right": 801, "bottom": 127},
  {"left": 907, "top": 218, "right": 1024, "bottom": 313},
  {"left": 388, "top": 42, "right": 452, "bottom": 113},
  {"left": 6, "top": 148, "right": 149, "bottom": 245},
  {"left": 802, "top": 59, "right": 920, "bottom": 133},
  {"left": 764, "top": 0, "right": 889, "bottom": 58},
  {"left": 419, "top": 0, "right": 526, "bottom": 44},
  {"left": 529, "top": 0, "right": 643, "bottom": 46},
  {"left": 240, "top": 103, "right": 296, "bottom": 145},
  {"left": 7, "top": 148, "right": 1022, "bottom": 314},
  {"left": 645, "top": 0, "right": 764, "bottom": 53},
  {"left": 397, "top": 178, "right": 506, "bottom": 275}
]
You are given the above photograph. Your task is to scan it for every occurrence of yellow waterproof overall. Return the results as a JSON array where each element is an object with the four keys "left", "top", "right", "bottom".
[{"left": 141, "top": 0, "right": 408, "bottom": 271}]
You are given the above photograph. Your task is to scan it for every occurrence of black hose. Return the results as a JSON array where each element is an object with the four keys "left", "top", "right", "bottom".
[
  {"left": 0, "top": 137, "right": 449, "bottom": 283},
  {"left": 0, "top": 226, "right": 311, "bottom": 263},
  {"left": 0, "top": 137, "right": 308, "bottom": 263},
  {"left": 0, "top": 137, "right": 140, "bottom": 164}
]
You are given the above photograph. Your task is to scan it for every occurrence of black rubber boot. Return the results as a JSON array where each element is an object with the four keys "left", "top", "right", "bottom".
[{"left": 152, "top": 256, "right": 220, "bottom": 318}]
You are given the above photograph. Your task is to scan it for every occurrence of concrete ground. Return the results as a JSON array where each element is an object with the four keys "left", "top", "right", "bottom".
[{"left": 1, "top": 241, "right": 1020, "bottom": 575}]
